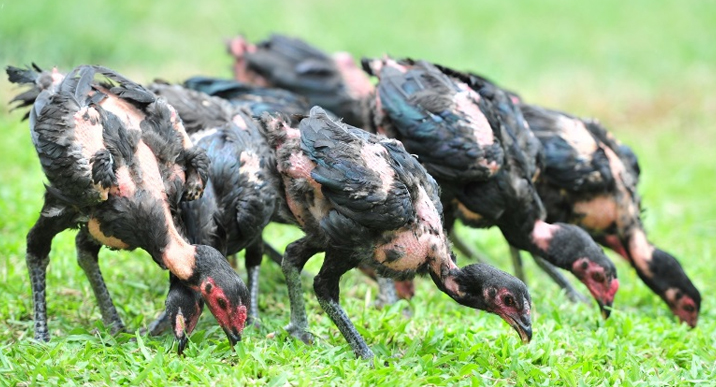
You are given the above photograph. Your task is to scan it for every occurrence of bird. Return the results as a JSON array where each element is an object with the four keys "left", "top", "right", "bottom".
[
  {"left": 521, "top": 104, "right": 701, "bottom": 327},
  {"left": 223, "top": 33, "right": 589, "bottom": 304},
  {"left": 145, "top": 82, "right": 279, "bottom": 353},
  {"left": 7, "top": 64, "right": 250, "bottom": 351},
  {"left": 182, "top": 76, "right": 311, "bottom": 125},
  {"left": 227, "top": 34, "right": 374, "bottom": 127},
  {"left": 431, "top": 64, "right": 589, "bottom": 303},
  {"left": 362, "top": 58, "right": 619, "bottom": 318},
  {"left": 259, "top": 106, "right": 532, "bottom": 359}
]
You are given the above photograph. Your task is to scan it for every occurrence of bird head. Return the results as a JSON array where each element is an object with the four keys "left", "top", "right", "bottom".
[
  {"left": 191, "top": 245, "right": 250, "bottom": 349},
  {"left": 543, "top": 223, "right": 619, "bottom": 318},
  {"left": 444, "top": 263, "right": 532, "bottom": 343},
  {"left": 650, "top": 248, "right": 701, "bottom": 328},
  {"left": 165, "top": 279, "right": 204, "bottom": 356}
]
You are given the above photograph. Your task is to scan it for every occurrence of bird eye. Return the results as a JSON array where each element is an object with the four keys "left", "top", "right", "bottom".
[
  {"left": 591, "top": 272, "right": 605, "bottom": 283},
  {"left": 503, "top": 295, "right": 516, "bottom": 307},
  {"left": 683, "top": 304, "right": 695, "bottom": 313}
]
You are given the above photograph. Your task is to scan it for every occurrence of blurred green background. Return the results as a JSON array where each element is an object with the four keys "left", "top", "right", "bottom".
[{"left": 1, "top": 0, "right": 714, "bottom": 385}]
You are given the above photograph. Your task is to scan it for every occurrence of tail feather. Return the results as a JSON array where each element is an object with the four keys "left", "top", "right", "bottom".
[
  {"left": 6, "top": 64, "right": 52, "bottom": 120},
  {"left": 93, "top": 65, "right": 156, "bottom": 104}
]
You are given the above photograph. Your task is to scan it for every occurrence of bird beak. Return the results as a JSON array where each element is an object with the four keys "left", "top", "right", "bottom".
[
  {"left": 501, "top": 313, "right": 532, "bottom": 343},
  {"left": 598, "top": 300, "right": 612, "bottom": 319},
  {"left": 177, "top": 336, "right": 188, "bottom": 357},
  {"left": 223, "top": 327, "right": 242, "bottom": 350}
]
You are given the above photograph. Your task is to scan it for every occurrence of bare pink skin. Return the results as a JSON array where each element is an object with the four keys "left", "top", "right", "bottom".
[
  {"left": 240, "top": 151, "right": 262, "bottom": 185},
  {"left": 665, "top": 288, "right": 699, "bottom": 328},
  {"left": 277, "top": 124, "right": 455, "bottom": 282},
  {"left": 492, "top": 288, "right": 532, "bottom": 343},
  {"left": 374, "top": 185, "right": 450, "bottom": 273},
  {"left": 227, "top": 36, "right": 270, "bottom": 87},
  {"left": 572, "top": 257, "right": 619, "bottom": 310},
  {"left": 454, "top": 83, "right": 495, "bottom": 147},
  {"left": 603, "top": 235, "right": 629, "bottom": 260},
  {"left": 531, "top": 220, "right": 560, "bottom": 251},
  {"left": 332, "top": 52, "right": 375, "bottom": 99},
  {"left": 174, "top": 304, "right": 202, "bottom": 341},
  {"left": 69, "top": 87, "right": 200, "bottom": 280},
  {"left": 196, "top": 277, "right": 248, "bottom": 338}
]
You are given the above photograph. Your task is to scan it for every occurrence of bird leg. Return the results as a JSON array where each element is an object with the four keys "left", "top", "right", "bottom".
[
  {"left": 147, "top": 309, "right": 170, "bottom": 336},
  {"left": 449, "top": 230, "right": 490, "bottom": 263},
  {"left": 263, "top": 240, "right": 284, "bottom": 266},
  {"left": 314, "top": 247, "right": 373, "bottom": 359},
  {"left": 530, "top": 253, "right": 589, "bottom": 304},
  {"left": 375, "top": 276, "right": 398, "bottom": 308},
  {"left": 25, "top": 198, "right": 75, "bottom": 341},
  {"left": 75, "top": 229, "right": 125, "bottom": 334},
  {"left": 282, "top": 237, "right": 320, "bottom": 344},
  {"left": 244, "top": 240, "right": 263, "bottom": 325},
  {"left": 509, "top": 246, "right": 527, "bottom": 284}
]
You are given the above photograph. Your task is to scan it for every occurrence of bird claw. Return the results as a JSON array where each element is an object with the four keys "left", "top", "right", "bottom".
[
  {"left": 183, "top": 179, "right": 204, "bottom": 201},
  {"left": 284, "top": 324, "right": 314, "bottom": 345},
  {"left": 147, "top": 312, "right": 171, "bottom": 336},
  {"left": 246, "top": 316, "right": 261, "bottom": 329},
  {"left": 564, "top": 289, "right": 590, "bottom": 305}
]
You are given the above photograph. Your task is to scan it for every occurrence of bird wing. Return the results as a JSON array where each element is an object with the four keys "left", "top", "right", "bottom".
[
  {"left": 148, "top": 81, "right": 235, "bottom": 135},
  {"left": 183, "top": 76, "right": 310, "bottom": 122},
  {"left": 299, "top": 108, "right": 417, "bottom": 232},
  {"left": 375, "top": 60, "right": 504, "bottom": 182},
  {"left": 247, "top": 34, "right": 341, "bottom": 94},
  {"left": 522, "top": 104, "right": 615, "bottom": 193}
]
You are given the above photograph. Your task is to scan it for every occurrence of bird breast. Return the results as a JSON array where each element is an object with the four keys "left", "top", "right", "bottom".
[
  {"left": 374, "top": 185, "right": 446, "bottom": 272},
  {"left": 454, "top": 83, "right": 495, "bottom": 147}
]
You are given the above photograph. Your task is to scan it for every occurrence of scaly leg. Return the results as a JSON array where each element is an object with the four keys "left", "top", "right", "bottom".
[
  {"left": 314, "top": 247, "right": 372, "bottom": 359},
  {"left": 76, "top": 229, "right": 125, "bottom": 334},
  {"left": 449, "top": 230, "right": 490, "bottom": 264},
  {"left": 282, "top": 237, "right": 320, "bottom": 344},
  {"left": 263, "top": 240, "right": 283, "bottom": 266},
  {"left": 375, "top": 276, "right": 398, "bottom": 308},
  {"left": 147, "top": 308, "right": 170, "bottom": 336},
  {"left": 509, "top": 246, "right": 527, "bottom": 284},
  {"left": 25, "top": 197, "right": 75, "bottom": 341},
  {"left": 244, "top": 240, "right": 263, "bottom": 325},
  {"left": 531, "top": 253, "right": 589, "bottom": 304}
]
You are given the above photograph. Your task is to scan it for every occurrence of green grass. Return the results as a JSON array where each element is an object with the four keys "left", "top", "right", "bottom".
[{"left": 1, "top": 0, "right": 715, "bottom": 385}]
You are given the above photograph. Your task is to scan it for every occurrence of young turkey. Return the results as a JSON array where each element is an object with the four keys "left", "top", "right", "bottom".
[
  {"left": 521, "top": 104, "right": 701, "bottom": 327},
  {"left": 260, "top": 106, "right": 532, "bottom": 359},
  {"left": 227, "top": 34, "right": 373, "bottom": 127},
  {"left": 362, "top": 58, "right": 619, "bottom": 318},
  {"left": 145, "top": 82, "right": 279, "bottom": 353},
  {"left": 7, "top": 65, "right": 250, "bottom": 350},
  {"left": 182, "top": 76, "right": 311, "bottom": 125}
]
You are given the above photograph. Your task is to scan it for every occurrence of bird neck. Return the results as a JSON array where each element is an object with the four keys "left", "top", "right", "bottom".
[
  {"left": 429, "top": 259, "right": 465, "bottom": 301},
  {"left": 528, "top": 220, "right": 572, "bottom": 269},
  {"left": 622, "top": 228, "right": 655, "bottom": 276},
  {"left": 161, "top": 228, "right": 197, "bottom": 281}
]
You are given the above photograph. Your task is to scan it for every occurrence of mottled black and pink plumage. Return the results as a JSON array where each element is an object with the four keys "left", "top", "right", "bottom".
[
  {"left": 260, "top": 106, "right": 532, "bottom": 359},
  {"left": 227, "top": 34, "right": 374, "bottom": 127},
  {"left": 183, "top": 76, "right": 310, "bottom": 124},
  {"left": 147, "top": 82, "right": 279, "bottom": 352},
  {"left": 363, "top": 58, "right": 619, "bottom": 317},
  {"left": 7, "top": 65, "right": 249, "bottom": 351},
  {"left": 522, "top": 104, "right": 701, "bottom": 327}
]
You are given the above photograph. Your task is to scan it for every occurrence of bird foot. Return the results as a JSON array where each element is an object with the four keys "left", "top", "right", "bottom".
[
  {"left": 183, "top": 176, "right": 204, "bottom": 201},
  {"left": 147, "top": 312, "right": 170, "bottom": 336},
  {"left": 284, "top": 323, "right": 314, "bottom": 344},
  {"left": 34, "top": 331, "right": 50, "bottom": 343},
  {"left": 247, "top": 316, "right": 261, "bottom": 329},
  {"left": 108, "top": 321, "right": 126, "bottom": 335},
  {"left": 565, "top": 289, "right": 590, "bottom": 304}
]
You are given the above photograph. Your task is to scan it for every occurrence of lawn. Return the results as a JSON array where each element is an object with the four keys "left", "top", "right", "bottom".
[{"left": 0, "top": 0, "right": 714, "bottom": 385}]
